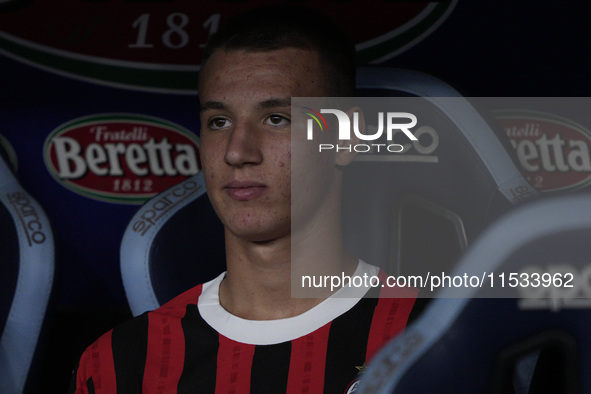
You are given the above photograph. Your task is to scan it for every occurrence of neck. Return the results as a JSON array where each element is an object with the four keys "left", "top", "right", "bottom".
[
  {"left": 220, "top": 232, "right": 312, "bottom": 320},
  {"left": 219, "top": 171, "right": 357, "bottom": 320},
  {"left": 219, "top": 221, "right": 356, "bottom": 320}
]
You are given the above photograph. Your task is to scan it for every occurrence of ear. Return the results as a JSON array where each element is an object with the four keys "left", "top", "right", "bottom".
[{"left": 335, "top": 107, "right": 364, "bottom": 167}]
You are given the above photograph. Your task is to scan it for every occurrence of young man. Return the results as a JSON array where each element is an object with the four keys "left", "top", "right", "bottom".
[{"left": 70, "top": 6, "right": 419, "bottom": 393}]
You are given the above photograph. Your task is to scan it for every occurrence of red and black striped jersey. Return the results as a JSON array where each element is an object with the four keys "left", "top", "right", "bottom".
[{"left": 70, "top": 261, "right": 418, "bottom": 394}]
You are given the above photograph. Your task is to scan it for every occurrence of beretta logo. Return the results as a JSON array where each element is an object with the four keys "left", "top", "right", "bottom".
[
  {"left": 0, "top": 1, "right": 456, "bottom": 93},
  {"left": 495, "top": 110, "right": 591, "bottom": 192},
  {"left": 44, "top": 113, "right": 200, "bottom": 204}
]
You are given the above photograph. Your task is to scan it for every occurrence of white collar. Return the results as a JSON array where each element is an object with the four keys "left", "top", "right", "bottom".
[{"left": 198, "top": 260, "right": 378, "bottom": 345}]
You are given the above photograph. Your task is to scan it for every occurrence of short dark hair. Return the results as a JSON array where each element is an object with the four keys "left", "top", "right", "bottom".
[{"left": 199, "top": 5, "right": 357, "bottom": 96}]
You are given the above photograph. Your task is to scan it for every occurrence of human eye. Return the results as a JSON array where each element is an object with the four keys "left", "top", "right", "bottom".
[
  {"left": 264, "top": 114, "right": 290, "bottom": 127},
  {"left": 208, "top": 117, "right": 232, "bottom": 130}
]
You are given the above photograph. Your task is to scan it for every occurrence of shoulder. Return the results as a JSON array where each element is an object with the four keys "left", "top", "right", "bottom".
[
  {"left": 71, "top": 283, "right": 208, "bottom": 393},
  {"left": 72, "top": 312, "right": 150, "bottom": 393},
  {"left": 79, "top": 311, "right": 150, "bottom": 362},
  {"left": 85, "top": 281, "right": 206, "bottom": 353},
  {"left": 88, "top": 281, "right": 206, "bottom": 354},
  {"left": 150, "top": 282, "right": 205, "bottom": 318}
]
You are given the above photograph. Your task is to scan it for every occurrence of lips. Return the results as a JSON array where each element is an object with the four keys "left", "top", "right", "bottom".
[{"left": 224, "top": 180, "right": 267, "bottom": 201}]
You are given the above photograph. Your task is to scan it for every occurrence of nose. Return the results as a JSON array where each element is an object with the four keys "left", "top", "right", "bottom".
[{"left": 224, "top": 121, "right": 263, "bottom": 167}]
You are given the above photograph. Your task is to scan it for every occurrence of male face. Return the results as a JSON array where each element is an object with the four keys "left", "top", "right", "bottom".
[{"left": 198, "top": 47, "right": 331, "bottom": 243}]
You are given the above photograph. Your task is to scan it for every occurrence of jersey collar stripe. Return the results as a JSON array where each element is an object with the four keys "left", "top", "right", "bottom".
[{"left": 197, "top": 261, "right": 379, "bottom": 345}]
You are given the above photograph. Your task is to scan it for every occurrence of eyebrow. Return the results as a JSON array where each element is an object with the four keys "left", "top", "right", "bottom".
[
  {"left": 200, "top": 101, "right": 227, "bottom": 112},
  {"left": 200, "top": 98, "right": 291, "bottom": 112},
  {"left": 257, "top": 98, "right": 291, "bottom": 110}
]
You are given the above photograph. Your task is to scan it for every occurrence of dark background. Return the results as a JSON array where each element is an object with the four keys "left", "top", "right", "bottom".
[{"left": 1, "top": 0, "right": 590, "bottom": 390}]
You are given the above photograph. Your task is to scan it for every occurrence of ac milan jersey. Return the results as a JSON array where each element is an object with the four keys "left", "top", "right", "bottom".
[{"left": 70, "top": 261, "right": 418, "bottom": 394}]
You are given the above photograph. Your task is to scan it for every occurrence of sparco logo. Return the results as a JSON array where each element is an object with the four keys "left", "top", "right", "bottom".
[
  {"left": 518, "top": 264, "right": 591, "bottom": 311},
  {"left": 495, "top": 110, "right": 591, "bottom": 192},
  {"left": 132, "top": 178, "right": 203, "bottom": 236},
  {"left": 306, "top": 108, "right": 418, "bottom": 153},
  {"left": 44, "top": 114, "right": 200, "bottom": 204},
  {"left": 7, "top": 192, "right": 46, "bottom": 245}
]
